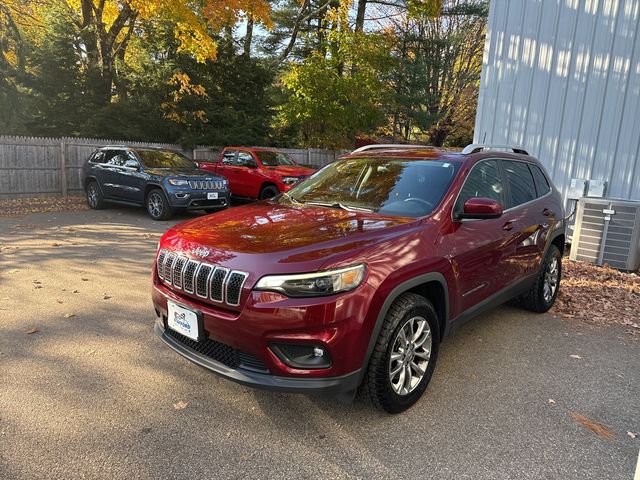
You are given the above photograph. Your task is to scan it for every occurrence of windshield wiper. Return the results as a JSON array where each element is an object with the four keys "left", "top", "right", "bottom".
[{"left": 304, "top": 201, "right": 374, "bottom": 213}]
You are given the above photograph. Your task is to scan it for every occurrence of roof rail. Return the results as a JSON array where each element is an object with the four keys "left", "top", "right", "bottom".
[
  {"left": 462, "top": 144, "right": 529, "bottom": 155},
  {"left": 351, "top": 144, "right": 433, "bottom": 154}
]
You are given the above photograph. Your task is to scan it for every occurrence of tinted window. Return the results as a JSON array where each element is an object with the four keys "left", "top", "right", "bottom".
[
  {"left": 455, "top": 160, "right": 503, "bottom": 213},
  {"left": 529, "top": 164, "right": 551, "bottom": 196},
  {"left": 503, "top": 160, "right": 537, "bottom": 208},
  {"left": 136, "top": 150, "right": 196, "bottom": 169},
  {"left": 236, "top": 151, "right": 257, "bottom": 168},
  {"left": 282, "top": 158, "right": 459, "bottom": 218},
  {"left": 222, "top": 150, "right": 236, "bottom": 165},
  {"left": 258, "top": 151, "right": 295, "bottom": 167},
  {"left": 90, "top": 151, "right": 107, "bottom": 164}
]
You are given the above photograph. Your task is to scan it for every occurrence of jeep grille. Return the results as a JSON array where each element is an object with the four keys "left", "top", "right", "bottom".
[
  {"left": 156, "top": 249, "right": 248, "bottom": 307},
  {"left": 188, "top": 179, "right": 225, "bottom": 190}
]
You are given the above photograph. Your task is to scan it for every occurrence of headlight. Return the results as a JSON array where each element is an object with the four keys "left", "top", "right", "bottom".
[
  {"left": 281, "top": 176, "right": 299, "bottom": 185},
  {"left": 255, "top": 264, "right": 365, "bottom": 297},
  {"left": 168, "top": 179, "right": 189, "bottom": 186}
]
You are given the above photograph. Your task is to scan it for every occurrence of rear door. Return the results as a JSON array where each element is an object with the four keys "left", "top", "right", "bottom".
[
  {"left": 451, "top": 159, "right": 515, "bottom": 312},
  {"left": 500, "top": 160, "right": 550, "bottom": 278}
]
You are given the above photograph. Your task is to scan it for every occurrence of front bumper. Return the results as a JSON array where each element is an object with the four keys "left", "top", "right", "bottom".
[
  {"left": 154, "top": 319, "right": 361, "bottom": 396},
  {"left": 167, "top": 189, "right": 231, "bottom": 210}
]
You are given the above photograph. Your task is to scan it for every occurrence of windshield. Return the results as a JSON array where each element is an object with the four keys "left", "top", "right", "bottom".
[
  {"left": 136, "top": 150, "right": 196, "bottom": 170},
  {"left": 280, "top": 157, "right": 460, "bottom": 218},
  {"left": 258, "top": 151, "right": 296, "bottom": 167}
]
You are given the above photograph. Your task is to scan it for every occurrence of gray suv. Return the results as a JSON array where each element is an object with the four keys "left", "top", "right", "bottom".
[{"left": 83, "top": 146, "right": 230, "bottom": 220}]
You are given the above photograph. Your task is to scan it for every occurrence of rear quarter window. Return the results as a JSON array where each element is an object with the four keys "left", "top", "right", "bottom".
[
  {"left": 503, "top": 160, "right": 537, "bottom": 208},
  {"left": 529, "top": 164, "right": 551, "bottom": 197}
]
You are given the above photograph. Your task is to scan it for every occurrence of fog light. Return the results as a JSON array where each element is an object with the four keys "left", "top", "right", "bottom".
[{"left": 270, "top": 343, "right": 332, "bottom": 369}]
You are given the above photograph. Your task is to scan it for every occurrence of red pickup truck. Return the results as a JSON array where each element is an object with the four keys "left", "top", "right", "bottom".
[{"left": 197, "top": 147, "right": 316, "bottom": 199}]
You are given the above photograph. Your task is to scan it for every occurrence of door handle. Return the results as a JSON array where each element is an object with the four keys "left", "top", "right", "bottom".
[
  {"left": 542, "top": 208, "right": 554, "bottom": 217},
  {"left": 502, "top": 221, "right": 515, "bottom": 231}
]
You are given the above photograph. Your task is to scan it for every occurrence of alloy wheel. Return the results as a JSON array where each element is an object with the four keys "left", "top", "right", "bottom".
[
  {"left": 148, "top": 192, "right": 164, "bottom": 218},
  {"left": 87, "top": 184, "right": 98, "bottom": 207},
  {"left": 543, "top": 256, "right": 559, "bottom": 303},
  {"left": 388, "top": 316, "right": 432, "bottom": 396}
]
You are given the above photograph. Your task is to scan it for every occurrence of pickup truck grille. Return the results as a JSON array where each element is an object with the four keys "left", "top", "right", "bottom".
[
  {"left": 156, "top": 249, "right": 248, "bottom": 307},
  {"left": 189, "top": 179, "right": 225, "bottom": 190}
]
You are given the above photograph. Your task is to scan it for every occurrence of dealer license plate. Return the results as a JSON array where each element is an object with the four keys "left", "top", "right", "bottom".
[
  {"left": 167, "top": 300, "right": 199, "bottom": 341},
  {"left": 207, "top": 192, "right": 218, "bottom": 200}
]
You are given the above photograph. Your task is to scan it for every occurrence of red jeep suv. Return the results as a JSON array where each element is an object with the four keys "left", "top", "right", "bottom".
[
  {"left": 152, "top": 144, "right": 565, "bottom": 413},
  {"left": 198, "top": 147, "right": 316, "bottom": 200}
]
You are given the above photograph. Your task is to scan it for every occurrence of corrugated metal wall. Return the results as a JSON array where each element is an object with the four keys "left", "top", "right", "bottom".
[{"left": 474, "top": 0, "right": 640, "bottom": 204}]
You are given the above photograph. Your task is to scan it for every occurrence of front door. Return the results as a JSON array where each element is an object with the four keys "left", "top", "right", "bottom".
[{"left": 450, "top": 159, "right": 515, "bottom": 313}]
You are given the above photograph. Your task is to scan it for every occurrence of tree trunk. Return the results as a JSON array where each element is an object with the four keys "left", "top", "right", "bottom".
[
  {"left": 243, "top": 15, "right": 254, "bottom": 57},
  {"left": 355, "top": 0, "right": 367, "bottom": 33}
]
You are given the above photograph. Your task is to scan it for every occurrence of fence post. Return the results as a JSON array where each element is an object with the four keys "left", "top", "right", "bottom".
[
  {"left": 59, "top": 140, "right": 68, "bottom": 197},
  {"left": 306, "top": 148, "right": 311, "bottom": 165}
]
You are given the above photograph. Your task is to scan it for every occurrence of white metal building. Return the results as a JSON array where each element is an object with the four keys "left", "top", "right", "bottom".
[{"left": 474, "top": 0, "right": 640, "bottom": 204}]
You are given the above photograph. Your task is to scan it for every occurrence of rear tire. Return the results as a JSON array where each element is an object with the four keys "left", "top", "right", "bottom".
[
  {"left": 520, "top": 244, "right": 562, "bottom": 313},
  {"left": 85, "top": 181, "right": 105, "bottom": 209},
  {"left": 146, "top": 189, "right": 172, "bottom": 221},
  {"left": 259, "top": 185, "right": 279, "bottom": 200},
  {"left": 361, "top": 293, "right": 439, "bottom": 414}
]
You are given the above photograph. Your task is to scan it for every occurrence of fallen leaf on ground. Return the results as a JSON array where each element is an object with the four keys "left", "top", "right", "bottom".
[
  {"left": 548, "top": 399, "right": 556, "bottom": 404},
  {"left": 25, "top": 328, "right": 40, "bottom": 335},
  {"left": 81, "top": 278, "right": 89, "bottom": 282},
  {"left": 628, "top": 431, "right": 637, "bottom": 439},
  {"left": 72, "top": 289, "right": 79, "bottom": 294},
  {"left": 569, "top": 354, "right": 582, "bottom": 359},
  {"left": 103, "top": 295, "right": 111, "bottom": 300},
  {"left": 64, "top": 313, "right": 76, "bottom": 318},
  {"left": 568, "top": 412, "right": 616, "bottom": 440},
  {"left": 56, "top": 300, "right": 63, "bottom": 304},
  {"left": 173, "top": 401, "right": 188, "bottom": 410}
]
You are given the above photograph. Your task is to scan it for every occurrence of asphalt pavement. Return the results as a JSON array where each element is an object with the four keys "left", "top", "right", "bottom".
[{"left": 0, "top": 206, "right": 638, "bottom": 480}]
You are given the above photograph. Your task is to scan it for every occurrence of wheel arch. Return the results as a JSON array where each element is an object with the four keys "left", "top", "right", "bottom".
[
  {"left": 144, "top": 183, "right": 165, "bottom": 199},
  {"left": 360, "top": 272, "right": 449, "bottom": 373}
]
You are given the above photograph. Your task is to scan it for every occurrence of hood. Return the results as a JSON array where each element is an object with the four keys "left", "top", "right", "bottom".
[
  {"left": 265, "top": 165, "right": 316, "bottom": 177},
  {"left": 161, "top": 202, "right": 417, "bottom": 276},
  {"left": 145, "top": 168, "right": 223, "bottom": 179}
]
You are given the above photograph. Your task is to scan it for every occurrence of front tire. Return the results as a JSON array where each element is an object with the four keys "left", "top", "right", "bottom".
[
  {"left": 146, "top": 189, "right": 172, "bottom": 221},
  {"left": 85, "top": 181, "right": 105, "bottom": 209},
  {"left": 520, "top": 244, "right": 562, "bottom": 313},
  {"left": 361, "top": 293, "right": 440, "bottom": 414}
]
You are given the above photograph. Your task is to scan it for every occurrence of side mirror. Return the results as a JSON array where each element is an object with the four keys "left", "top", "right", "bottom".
[
  {"left": 124, "top": 159, "right": 140, "bottom": 170},
  {"left": 458, "top": 197, "right": 503, "bottom": 220},
  {"left": 247, "top": 161, "right": 258, "bottom": 169}
]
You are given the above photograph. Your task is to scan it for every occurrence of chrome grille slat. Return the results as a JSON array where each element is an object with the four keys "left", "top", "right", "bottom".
[
  {"left": 195, "top": 264, "right": 214, "bottom": 298},
  {"left": 210, "top": 267, "right": 229, "bottom": 303},
  {"left": 157, "top": 250, "right": 167, "bottom": 279},
  {"left": 164, "top": 252, "right": 177, "bottom": 284},
  {"left": 172, "top": 256, "right": 188, "bottom": 289},
  {"left": 183, "top": 260, "right": 199, "bottom": 293},
  {"left": 226, "top": 271, "right": 248, "bottom": 306}
]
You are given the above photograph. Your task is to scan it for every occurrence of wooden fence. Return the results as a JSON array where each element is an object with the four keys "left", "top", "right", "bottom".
[{"left": 0, "top": 136, "right": 341, "bottom": 198}]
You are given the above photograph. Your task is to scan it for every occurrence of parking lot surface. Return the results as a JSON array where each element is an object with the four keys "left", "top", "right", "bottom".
[{"left": 1, "top": 207, "right": 638, "bottom": 479}]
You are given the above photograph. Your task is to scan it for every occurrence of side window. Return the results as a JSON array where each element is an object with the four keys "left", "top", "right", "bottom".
[
  {"left": 455, "top": 160, "right": 504, "bottom": 213},
  {"left": 236, "top": 151, "right": 256, "bottom": 168},
  {"left": 90, "top": 151, "right": 107, "bottom": 164},
  {"left": 106, "top": 151, "right": 128, "bottom": 167},
  {"left": 529, "top": 164, "right": 551, "bottom": 197},
  {"left": 222, "top": 150, "right": 236, "bottom": 165},
  {"left": 503, "top": 160, "right": 537, "bottom": 208}
]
